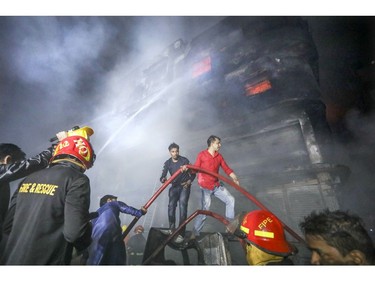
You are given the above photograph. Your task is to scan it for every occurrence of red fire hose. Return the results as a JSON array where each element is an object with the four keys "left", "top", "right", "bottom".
[
  {"left": 121, "top": 168, "right": 182, "bottom": 240},
  {"left": 122, "top": 164, "right": 305, "bottom": 244},
  {"left": 184, "top": 164, "right": 305, "bottom": 243}
]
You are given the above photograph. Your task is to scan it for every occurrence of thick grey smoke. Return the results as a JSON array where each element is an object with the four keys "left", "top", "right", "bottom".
[
  {"left": 0, "top": 16, "right": 224, "bottom": 228},
  {"left": 1, "top": 16, "right": 374, "bottom": 236}
]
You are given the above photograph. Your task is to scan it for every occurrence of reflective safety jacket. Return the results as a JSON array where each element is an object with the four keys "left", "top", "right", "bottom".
[{"left": 2, "top": 161, "right": 92, "bottom": 265}]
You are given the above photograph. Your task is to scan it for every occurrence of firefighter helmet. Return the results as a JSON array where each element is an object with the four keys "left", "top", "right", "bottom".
[
  {"left": 240, "top": 210, "right": 294, "bottom": 256},
  {"left": 50, "top": 135, "right": 95, "bottom": 170}
]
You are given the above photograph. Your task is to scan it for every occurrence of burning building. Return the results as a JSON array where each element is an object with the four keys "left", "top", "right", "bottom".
[{"left": 106, "top": 16, "right": 351, "bottom": 264}]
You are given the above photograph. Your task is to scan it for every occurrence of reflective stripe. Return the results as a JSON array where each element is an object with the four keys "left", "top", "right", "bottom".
[
  {"left": 240, "top": 225, "right": 249, "bottom": 234},
  {"left": 254, "top": 230, "right": 274, "bottom": 238}
]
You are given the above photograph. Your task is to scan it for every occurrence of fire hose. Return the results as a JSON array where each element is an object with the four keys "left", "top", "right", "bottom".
[
  {"left": 185, "top": 164, "right": 305, "bottom": 244},
  {"left": 122, "top": 164, "right": 305, "bottom": 245},
  {"left": 121, "top": 168, "right": 182, "bottom": 240}
]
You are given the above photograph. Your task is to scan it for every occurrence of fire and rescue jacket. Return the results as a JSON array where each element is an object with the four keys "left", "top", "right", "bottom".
[
  {"left": 86, "top": 201, "right": 143, "bottom": 265},
  {"left": 159, "top": 155, "right": 196, "bottom": 187},
  {"left": 0, "top": 147, "right": 53, "bottom": 241},
  {"left": 2, "top": 161, "right": 92, "bottom": 265},
  {"left": 194, "top": 149, "right": 234, "bottom": 190}
]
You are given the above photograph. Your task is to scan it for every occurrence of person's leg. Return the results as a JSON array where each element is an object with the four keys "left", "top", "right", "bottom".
[
  {"left": 193, "top": 187, "right": 212, "bottom": 235},
  {"left": 214, "top": 185, "right": 235, "bottom": 219},
  {"left": 168, "top": 187, "right": 179, "bottom": 229},
  {"left": 178, "top": 185, "right": 191, "bottom": 236}
]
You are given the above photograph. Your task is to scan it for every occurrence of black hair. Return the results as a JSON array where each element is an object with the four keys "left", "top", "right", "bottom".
[
  {"left": 168, "top": 142, "right": 179, "bottom": 151},
  {"left": 99, "top": 195, "right": 117, "bottom": 207},
  {"left": 299, "top": 209, "right": 375, "bottom": 263},
  {"left": 207, "top": 135, "right": 220, "bottom": 147},
  {"left": 0, "top": 143, "right": 26, "bottom": 163}
]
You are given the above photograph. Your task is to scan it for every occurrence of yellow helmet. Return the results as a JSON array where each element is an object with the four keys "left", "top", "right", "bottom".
[{"left": 68, "top": 126, "right": 94, "bottom": 140}]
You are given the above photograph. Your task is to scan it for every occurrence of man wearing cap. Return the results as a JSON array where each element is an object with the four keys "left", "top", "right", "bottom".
[
  {"left": 2, "top": 127, "right": 95, "bottom": 265},
  {"left": 239, "top": 210, "right": 295, "bottom": 265},
  {"left": 86, "top": 195, "right": 147, "bottom": 265}
]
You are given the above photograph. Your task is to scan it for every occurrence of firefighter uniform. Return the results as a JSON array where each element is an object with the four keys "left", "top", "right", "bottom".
[{"left": 2, "top": 130, "right": 95, "bottom": 265}]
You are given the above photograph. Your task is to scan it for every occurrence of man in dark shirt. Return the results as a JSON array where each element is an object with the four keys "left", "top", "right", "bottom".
[{"left": 159, "top": 142, "right": 195, "bottom": 242}]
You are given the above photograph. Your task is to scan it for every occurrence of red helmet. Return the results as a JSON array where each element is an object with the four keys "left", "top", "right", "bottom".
[
  {"left": 50, "top": 135, "right": 95, "bottom": 170},
  {"left": 240, "top": 210, "right": 294, "bottom": 256}
]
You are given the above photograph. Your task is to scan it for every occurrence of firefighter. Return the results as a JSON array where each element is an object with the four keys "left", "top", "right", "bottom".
[
  {"left": 239, "top": 210, "right": 295, "bottom": 265},
  {"left": 2, "top": 127, "right": 95, "bottom": 264}
]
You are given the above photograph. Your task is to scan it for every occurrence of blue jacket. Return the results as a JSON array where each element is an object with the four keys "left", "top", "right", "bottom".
[{"left": 86, "top": 201, "right": 142, "bottom": 265}]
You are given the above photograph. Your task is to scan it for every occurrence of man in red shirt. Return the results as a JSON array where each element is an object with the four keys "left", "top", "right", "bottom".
[{"left": 191, "top": 135, "right": 239, "bottom": 237}]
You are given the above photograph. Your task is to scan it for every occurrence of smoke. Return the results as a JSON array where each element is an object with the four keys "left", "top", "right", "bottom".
[
  {"left": 9, "top": 18, "right": 108, "bottom": 87},
  {"left": 0, "top": 16, "right": 225, "bottom": 229},
  {"left": 1, "top": 16, "right": 374, "bottom": 236},
  {"left": 0, "top": 17, "right": 118, "bottom": 151}
]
